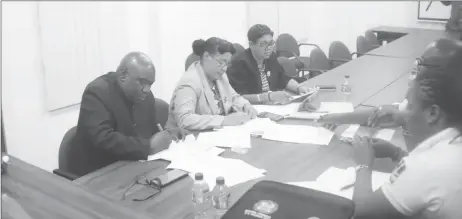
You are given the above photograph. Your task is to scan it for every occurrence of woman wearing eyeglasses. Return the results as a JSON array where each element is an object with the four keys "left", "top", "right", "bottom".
[
  {"left": 226, "top": 24, "right": 311, "bottom": 105},
  {"left": 166, "top": 37, "right": 257, "bottom": 131}
]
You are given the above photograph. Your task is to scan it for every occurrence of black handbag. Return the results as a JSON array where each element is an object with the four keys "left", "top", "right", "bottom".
[{"left": 222, "top": 180, "right": 354, "bottom": 219}]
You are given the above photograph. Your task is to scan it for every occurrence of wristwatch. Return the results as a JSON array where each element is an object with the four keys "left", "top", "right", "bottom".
[{"left": 355, "top": 164, "right": 370, "bottom": 173}]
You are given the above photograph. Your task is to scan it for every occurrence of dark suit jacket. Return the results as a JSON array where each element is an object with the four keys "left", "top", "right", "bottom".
[
  {"left": 227, "top": 48, "right": 291, "bottom": 95},
  {"left": 72, "top": 72, "right": 159, "bottom": 176}
]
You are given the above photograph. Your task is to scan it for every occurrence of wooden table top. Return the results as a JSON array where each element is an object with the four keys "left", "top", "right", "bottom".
[
  {"left": 361, "top": 74, "right": 409, "bottom": 107},
  {"left": 1, "top": 156, "right": 153, "bottom": 219}
]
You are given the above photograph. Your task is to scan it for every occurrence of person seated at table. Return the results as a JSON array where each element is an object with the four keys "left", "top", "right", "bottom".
[
  {"left": 350, "top": 40, "right": 462, "bottom": 219},
  {"left": 73, "top": 52, "right": 187, "bottom": 176},
  {"left": 166, "top": 38, "right": 258, "bottom": 131},
  {"left": 226, "top": 24, "right": 311, "bottom": 105}
]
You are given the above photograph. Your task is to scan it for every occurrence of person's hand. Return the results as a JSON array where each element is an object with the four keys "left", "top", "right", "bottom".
[
  {"left": 222, "top": 112, "right": 251, "bottom": 126},
  {"left": 149, "top": 131, "right": 173, "bottom": 154},
  {"left": 297, "top": 86, "right": 311, "bottom": 94},
  {"left": 370, "top": 138, "right": 399, "bottom": 159},
  {"left": 353, "top": 135, "right": 375, "bottom": 167},
  {"left": 269, "top": 91, "right": 292, "bottom": 104},
  {"left": 367, "top": 105, "right": 404, "bottom": 128},
  {"left": 243, "top": 104, "right": 258, "bottom": 119},
  {"left": 166, "top": 128, "right": 190, "bottom": 141}
]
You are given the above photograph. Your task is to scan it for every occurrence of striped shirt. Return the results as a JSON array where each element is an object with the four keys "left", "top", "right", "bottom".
[{"left": 258, "top": 63, "right": 270, "bottom": 92}]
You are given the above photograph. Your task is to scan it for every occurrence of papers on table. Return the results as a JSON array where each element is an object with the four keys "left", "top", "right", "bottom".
[
  {"left": 262, "top": 125, "right": 335, "bottom": 145},
  {"left": 252, "top": 103, "right": 301, "bottom": 116},
  {"left": 318, "top": 102, "right": 354, "bottom": 114},
  {"left": 374, "top": 129, "right": 395, "bottom": 141},
  {"left": 168, "top": 154, "right": 266, "bottom": 187},
  {"left": 340, "top": 125, "right": 360, "bottom": 142},
  {"left": 287, "top": 167, "right": 390, "bottom": 200},
  {"left": 196, "top": 129, "right": 252, "bottom": 149}
]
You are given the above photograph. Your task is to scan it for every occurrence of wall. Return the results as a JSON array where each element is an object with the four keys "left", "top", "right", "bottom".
[{"left": 1, "top": 2, "right": 248, "bottom": 172}]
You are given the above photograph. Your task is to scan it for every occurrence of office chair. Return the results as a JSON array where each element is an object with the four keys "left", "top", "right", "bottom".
[
  {"left": 365, "top": 30, "right": 381, "bottom": 49},
  {"left": 185, "top": 53, "right": 200, "bottom": 71},
  {"left": 275, "top": 33, "right": 320, "bottom": 76},
  {"left": 233, "top": 43, "right": 246, "bottom": 56},
  {"left": 277, "top": 57, "right": 307, "bottom": 83},
  {"left": 305, "top": 48, "right": 330, "bottom": 78},
  {"left": 154, "top": 98, "right": 169, "bottom": 128},
  {"left": 53, "top": 126, "right": 80, "bottom": 180},
  {"left": 356, "top": 36, "right": 370, "bottom": 57},
  {"left": 328, "top": 41, "right": 358, "bottom": 68}
]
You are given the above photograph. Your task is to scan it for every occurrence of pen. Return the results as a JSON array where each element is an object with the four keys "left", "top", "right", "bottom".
[
  {"left": 157, "top": 123, "right": 164, "bottom": 131},
  {"left": 340, "top": 183, "right": 354, "bottom": 191}
]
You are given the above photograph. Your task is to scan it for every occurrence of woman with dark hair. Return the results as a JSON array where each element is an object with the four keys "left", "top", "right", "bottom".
[
  {"left": 351, "top": 39, "right": 462, "bottom": 219},
  {"left": 166, "top": 37, "right": 257, "bottom": 131}
]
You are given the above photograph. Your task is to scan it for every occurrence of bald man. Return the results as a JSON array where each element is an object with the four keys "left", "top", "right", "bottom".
[{"left": 72, "top": 52, "right": 184, "bottom": 176}]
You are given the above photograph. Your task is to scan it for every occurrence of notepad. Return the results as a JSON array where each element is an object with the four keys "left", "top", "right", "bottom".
[
  {"left": 252, "top": 103, "right": 301, "bottom": 115},
  {"left": 374, "top": 129, "right": 395, "bottom": 141}
]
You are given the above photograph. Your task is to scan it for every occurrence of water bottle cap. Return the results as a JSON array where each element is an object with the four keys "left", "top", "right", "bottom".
[
  {"left": 194, "top": 172, "right": 203, "bottom": 180},
  {"left": 216, "top": 176, "right": 225, "bottom": 185}
]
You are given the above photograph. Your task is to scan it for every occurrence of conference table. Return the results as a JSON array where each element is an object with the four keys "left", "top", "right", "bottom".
[{"left": 73, "top": 27, "right": 424, "bottom": 219}]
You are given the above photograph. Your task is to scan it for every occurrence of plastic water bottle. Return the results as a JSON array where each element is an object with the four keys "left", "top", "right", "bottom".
[
  {"left": 212, "top": 176, "right": 231, "bottom": 218},
  {"left": 192, "top": 173, "right": 210, "bottom": 219},
  {"left": 341, "top": 75, "right": 352, "bottom": 96}
]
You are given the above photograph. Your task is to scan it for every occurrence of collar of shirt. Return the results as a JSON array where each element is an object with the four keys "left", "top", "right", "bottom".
[{"left": 411, "top": 127, "right": 461, "bottom": 155}]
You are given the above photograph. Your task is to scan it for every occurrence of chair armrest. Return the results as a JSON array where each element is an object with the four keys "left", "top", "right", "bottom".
[
  {"left": 371, "top": 44, "right": 381, "bottom": 49},
  {"left": 298, "top": 43, "right": 320, "bottom": 50},
  {"left": 351, "top": 52, "right": 364, "bottom": 58},
  {"left": 53, "top": 169, "right": 79, "bottom": 181},
  {"left": 329, "top": 58, "right": 350, "bottom": 64}
]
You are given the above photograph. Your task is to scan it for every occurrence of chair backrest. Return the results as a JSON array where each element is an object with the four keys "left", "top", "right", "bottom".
[
  {"left": 309, "top": 48, "right": 330, "bottom": 71},
  {"left": 356, "top": 36, "right": 370, "bottom": 56},
  {"left": 185, "top": 53, "right": 200, "bottom": 71},
  {"left": 277, "top": 57, "right": 299, "bottom": 77},
  {"left": 329, "top": 41, "right": 352, "bottom": 68},
  {"left": 233, "top": 43, "right": 246, "bottom": 56},
  {"left": 154, "top": 98, "right": 169, "bottom": 127},
  {"left": 365, "top": 30, "right": 380, "bottom": 46},
  {"left": 58, "top": 126, "right": 77, "bottom": 172},
  {"left": 275, "top": 33, "right": 300, "bottom": 57}
]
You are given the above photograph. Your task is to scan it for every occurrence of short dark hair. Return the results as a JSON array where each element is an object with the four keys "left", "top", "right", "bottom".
[
  {"left": 247, "top": 24, "right": 274, "bottom": 43},
  {"left": 192, "top": 37, "right": 235, "bottom": 57},
  {"left": 415, "top": 40, "right": 462, "bottom": 130}
]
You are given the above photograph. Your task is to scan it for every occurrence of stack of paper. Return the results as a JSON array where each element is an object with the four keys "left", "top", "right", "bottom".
[
  {"left": 262, "top": 124, "right": 335, "bottom": 145},
  {"left": 196, "top": 129, "right": 252, "bottom": 149},
  {"left": 285, "top": 102, "right": 354, "bottom": 120},
  {"left": 252, "top": 103, "right": 301, "bottom": 115},
  {"left": 220, "top": 118, "right": 278, "bottom": 136},
  {"left": 168, "top": 154, "right": 266, "bottom": 187},
  {"left": 287, "top": 167, "right": 390, "bottom": 200},
  {"left": 147, "top": 135, "right": 224, "bottom": 161}
]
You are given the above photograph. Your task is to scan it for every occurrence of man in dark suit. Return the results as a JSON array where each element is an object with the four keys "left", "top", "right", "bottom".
[
  {"left": 226, "top": 24, "right": 311, "bottom": 105},
  {"left": 72, "top": 52, "right": 185, "bottom": 176}
]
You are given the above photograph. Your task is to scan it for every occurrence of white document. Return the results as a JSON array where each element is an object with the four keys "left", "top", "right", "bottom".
[
  {"left": 341, "top": 125, "right": 360, "bottom": 142},
  {"left": 262, "top": 125, "right": 335, "bottom": 145},
  {"left": 147, "top": 135, "right": 223, "bottom": 161},
  {"left": 252, "top": 103, "right": 301, "bottom": 115},
  {"left": 196, "top": 129, "right": 252, "bottom": 149},
  {"left": 168, "top": 155, "right": 266, "bottom": 187},
  {"left": 285, "top": 112, "right": 327, "bottom": 120},
  {"left": 374, "top": 129, "right": 395, "bottom": 141},
  {"left": 221, "top": 118, "right": 277, "bottom": 135},
  {"left": 318, "top": 102, "right": 354, "bottom": 114}
]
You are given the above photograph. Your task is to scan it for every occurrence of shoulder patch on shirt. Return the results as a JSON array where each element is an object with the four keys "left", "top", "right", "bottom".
[{"left": 390, "top": 159, "right": 406, "bottom": 184}]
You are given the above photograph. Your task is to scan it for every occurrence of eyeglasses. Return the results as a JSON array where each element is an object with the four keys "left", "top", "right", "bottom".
[
  {"left": 211, "top": 56, "right": 231, "bottom": 69},
  {"left": 257, "top": 40, "right": 276, "bottom": 50},
  {"left": 122, "top": 175, "right": 162, "bottom": 201}
]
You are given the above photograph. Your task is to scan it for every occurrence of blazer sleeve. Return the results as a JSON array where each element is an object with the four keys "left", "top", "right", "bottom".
[
  {"left": 227, "top": 60, "right": 254, "bottom": 95},
  {"left": 171, "top": 85, "right": 224, "bottom": 130},
  {"left": 79, "top": 89, "right": 151, "bottom": 160},
  {"left": 224, "top": 75, "right": 251, "bottom": 109}
]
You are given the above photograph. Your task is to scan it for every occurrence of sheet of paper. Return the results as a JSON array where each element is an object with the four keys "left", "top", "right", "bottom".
[
  {"left": 196, "top": 129, "right": 252, "bottom": 149},
  {"left": 168, "top": 155, "right": 266, "bottom": 187},
  {"left": 374, "top": 129, "right": 395, "bottom": 141},
  {"left": 252, "top": 103, "right": 301, "bottom": 115},
  {"left": 262, "top": 125, "right": 335, "bottom": 145},
  {"left": 341, "top": 125, "right": 360, "bottom": 141},
  {"left": 318, "top": 102, "right": 354, "bottom": 114},
  {"left": 285, "top": 112, "right": 327, "bottom": 120}
]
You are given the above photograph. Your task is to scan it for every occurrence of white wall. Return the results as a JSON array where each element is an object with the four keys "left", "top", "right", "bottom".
[{"left": 1, "top": 2, "right": 248, "bottom": 172}]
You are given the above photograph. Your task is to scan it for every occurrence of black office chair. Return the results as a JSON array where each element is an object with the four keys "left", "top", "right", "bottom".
[
  {"left": 356, "top": 36, "right": 370, "bottom": 57},
  {"left": 185, "top": 53, "right": 200, "bottom": 71},
  {"left": 277, "top": 57, "right": 307, "bottom": 83},
  {"left": 154, "top": 98, "right": 169, "bottom": 127},
  {"left": 275, "top": 33, "right": 320, "bottom": 76},
  {"left": 328, "top": 41, "right": 358, "bottom": 68},
  {"left": 365, "top": 30, "right": 381, "bottom": 49},
  {"left": 305, "top": 48, "right": 330, "bottom": 78},
  {"left": 233, "top": 43, "right": 246, "bottom": 56},
  {"left": 53, "top": 126, "right": 80, "bottom": 180}
]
